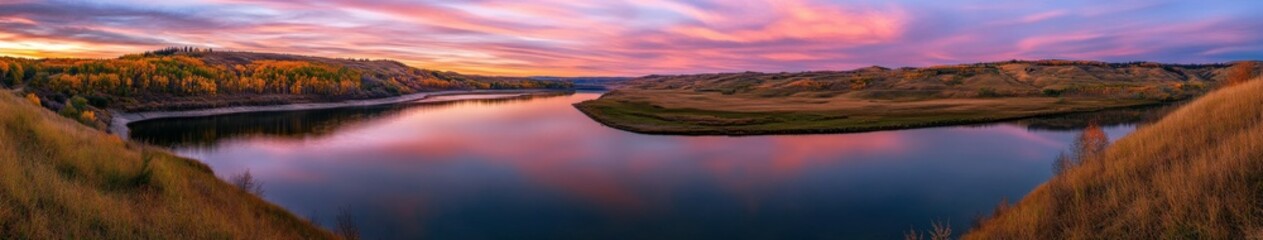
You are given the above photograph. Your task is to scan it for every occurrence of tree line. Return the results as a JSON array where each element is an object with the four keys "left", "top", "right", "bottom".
[{"left": 0, "top": 56, "right": 364, "bottom": 97}]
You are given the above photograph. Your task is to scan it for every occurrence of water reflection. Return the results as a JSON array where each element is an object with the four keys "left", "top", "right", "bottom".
[
  {"left": 1014, "top": 102, "right": 1183, "bottom": 131},
  {"left": 130, "top": 93, "right": 569, "bottom": 149},
  {"left": 129, "top": 93, "right": 1176, "bottom": 239}
]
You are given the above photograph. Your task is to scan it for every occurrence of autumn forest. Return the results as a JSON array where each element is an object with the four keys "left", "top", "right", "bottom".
[
  {"left": 0, "top": 48, "right": 570, "bottom": 128},
  {"left": 4, "top": 48, "right": 561, "bottom": 108}
]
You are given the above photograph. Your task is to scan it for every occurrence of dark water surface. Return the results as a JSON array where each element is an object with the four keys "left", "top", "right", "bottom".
[{"left": 129, "top": 92, "right": 1173, "bottom": 239}]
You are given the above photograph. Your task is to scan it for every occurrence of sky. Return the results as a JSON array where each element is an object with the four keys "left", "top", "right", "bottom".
[{"left": 0, "top": 0, "right": 1261, "bottom": 76}]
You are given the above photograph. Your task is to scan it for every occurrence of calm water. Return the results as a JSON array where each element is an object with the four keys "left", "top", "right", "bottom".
[{"left": 129, "top": 92, "right": 1172, "bottom": 239}]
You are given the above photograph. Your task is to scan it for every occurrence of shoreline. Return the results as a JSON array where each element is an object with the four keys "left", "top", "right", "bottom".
[{"left": 110, "top": 89, "right": 568, "bottom": 138}]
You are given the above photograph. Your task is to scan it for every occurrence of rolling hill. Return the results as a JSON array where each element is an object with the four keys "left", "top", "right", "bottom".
[
  {"left": 614, "top": 60, "right": 1255, "bottom": 99},
  {"left": 576, "top": 60, "right": 1260, "bottom": 135}
]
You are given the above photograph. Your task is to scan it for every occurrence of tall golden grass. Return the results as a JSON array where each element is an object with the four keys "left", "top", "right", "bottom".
[
  {"left": 0, "top": 92, "right": 333, "bottom": 239},
  {"left": 967, "top": 77, "right": 1263, "bottom": 239}
]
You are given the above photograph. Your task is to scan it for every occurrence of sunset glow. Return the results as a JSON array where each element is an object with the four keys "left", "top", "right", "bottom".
[{"left": 1, "top": 0, "right": 1260, "bottom": 76}]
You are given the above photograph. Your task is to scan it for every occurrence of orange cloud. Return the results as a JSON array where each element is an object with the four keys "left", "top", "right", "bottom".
[{"left": 670, "top": 0, "right": 905, "bottom": 44}]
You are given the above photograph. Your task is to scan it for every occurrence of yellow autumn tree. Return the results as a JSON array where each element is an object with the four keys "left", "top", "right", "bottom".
[
  {"left": 1073, "top": 123, "right": 1110, "bottom": 165},
  {"left": 0, "top": 61, "right": 9, "bottom": 85},
  {"left": 80, "top": 110, "right": 96, "bottom": 123},
  {"left": 25, "top": 93, "right": 40, "bottom": 105},
  {"left": 7, "top": 62, "right": 22, "bottom": 85}
]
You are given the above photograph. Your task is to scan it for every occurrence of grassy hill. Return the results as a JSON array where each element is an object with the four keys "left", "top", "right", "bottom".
[
  {"left": 0, "top": 91, "right": 333, "bottom": 239},
  {"left": 966, "top": 78, "right": 1263, "bottom": 239},
  {"left": 576, "top": 60, "right": 1259, "bottom": 135},
  {"left": 616, "top": 60, "right": 1254, "bottom": 99}
]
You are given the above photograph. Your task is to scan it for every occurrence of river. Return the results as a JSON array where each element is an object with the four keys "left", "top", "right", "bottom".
[{"left": 128, "top": 92, "right": 1174, "bottom": 239}]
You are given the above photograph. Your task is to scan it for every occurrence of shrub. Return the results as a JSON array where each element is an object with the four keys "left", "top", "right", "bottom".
[
  {"left": 70, "top": 95, "right": 90, "bottom": 110},
  {"left": 904, "top": 220, "right": 953, "bottom": 240},
  {"left": 1041, "top": 88, "right": 1063, "bottom": 97},
  {"left": 84, "top": 95, "right": 110, "bottom": 108},
  {"left": 25, "top": 93, "right": 40, "bottom": 106},
  {"left": 79, "top": 111, "right": 96, "bottom": 123},
  {"left": 977, "top": 87, "right": 999, "bottom": 97},
  {"left": 1071, "top": 123, "right": 1109, "bottom": 164},
  {"left": 231, "top": 169, "right": 265, "bottom": 196},
  {"left": 336, "top": 206, "right": 360, "bottom": 240},
  {"left": 58, "top": 102, "right": 79, "bottom": 118},
  {"left": 55, "top": 96, "right": 104, "bottom": 129},
  {"left": 1051, "top": 152, "right": 1072, "bottom": 175}
]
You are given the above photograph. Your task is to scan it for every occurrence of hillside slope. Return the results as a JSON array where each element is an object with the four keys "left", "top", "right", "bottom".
[
  {"left": 967, "top": 78, "right": 1263, "bottom": 239},
  {"left": 0, "top": 92, "right": 333, "bottom": 239}
]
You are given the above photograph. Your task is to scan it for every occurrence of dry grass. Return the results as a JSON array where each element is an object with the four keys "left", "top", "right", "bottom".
[
  {"left": 967, "top": 78, "right": 1263, "bottom": 239},
  {"left": 616, "top": 60, "right": 1242, "bottom": 101},
  {"left": 0, "top": 92, "right": 333, "bottom": 239}
]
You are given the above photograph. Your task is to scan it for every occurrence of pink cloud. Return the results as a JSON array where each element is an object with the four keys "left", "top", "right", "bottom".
[
  {"left": 0, "top": 0, "right": 1260, "bottom": 76},
  {"left": 1020, "top": 10, "right": 1068, "bottom": 23},
  {"left": 663, "top": 0, "right": 906, "bottom": 44}
]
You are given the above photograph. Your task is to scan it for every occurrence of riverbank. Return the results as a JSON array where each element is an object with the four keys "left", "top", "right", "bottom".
[
  {"left": 966, "top": 78, "right": 1263, "bottom": 239},
  {"left": 574, "top": 90, "right": 1163, "bottom": 135},
  {"left": 111, "top": 89, "right": 569, "bottom": 138}
]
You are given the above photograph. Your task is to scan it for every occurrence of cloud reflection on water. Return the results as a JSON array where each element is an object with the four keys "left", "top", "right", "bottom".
[{"left": 134, "top": 92, "right": 1164, "bottom": 239}]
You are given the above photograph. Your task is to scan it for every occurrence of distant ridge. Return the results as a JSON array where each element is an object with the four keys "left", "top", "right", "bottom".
[
  {"left": 614, "top": 59, "right": 1258, "bottom": 99},
  {"left": 573, "top": 60, "right": 1259, "bottom": 135},
  {"left": 531, "top": 76, "right": 632, "bottom": 90}
]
